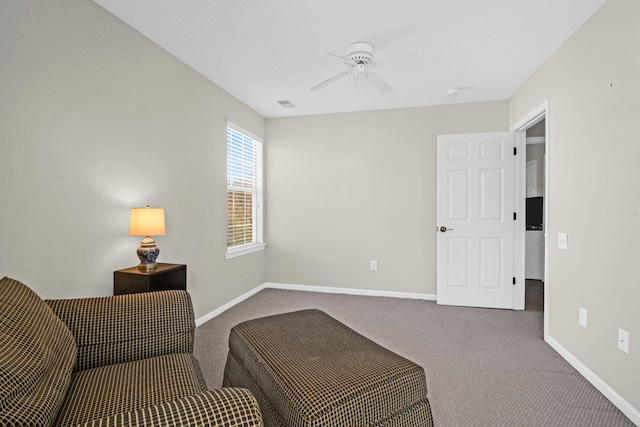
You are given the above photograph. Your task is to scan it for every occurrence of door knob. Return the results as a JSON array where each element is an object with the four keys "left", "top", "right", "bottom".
[{"left": 439, "top": 226, "right": 454, "bottom": 232}]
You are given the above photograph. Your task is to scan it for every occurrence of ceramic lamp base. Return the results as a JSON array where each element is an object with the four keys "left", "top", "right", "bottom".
[{"left": 137, "top": 236, "right": 160, "bottom": 271}]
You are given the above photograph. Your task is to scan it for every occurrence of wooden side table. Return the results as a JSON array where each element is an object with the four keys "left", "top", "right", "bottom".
[{"left": 114, "top": 263, "right": 187, "bottom": 295}]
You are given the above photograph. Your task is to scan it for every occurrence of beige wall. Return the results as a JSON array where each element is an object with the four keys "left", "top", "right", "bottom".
[
  {"left": 526, "top": 143, "right": 545, "bottom": 197},
  {"left": 526, "top": 120, "right": 545, "bottom": 137},
  {"left": 510, "top": 0, "right": 640, "bottom": 411},
  {"left": 526, "top": 119, "right": 546, "bottom": 198},
  {"left": 0, "top": 0, "right": 266, "bottom": 318},
  {"left": 265, "top": 102, "right": 509, "bottom": 294}
]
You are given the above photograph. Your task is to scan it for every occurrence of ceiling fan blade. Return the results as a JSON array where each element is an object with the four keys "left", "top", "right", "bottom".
[
  {"left": 372, "top": 52, "right": 421, "bottom": 67},
  {"left": 310, "top": 72, "right": 350, "bottom": 92},
  {"left": 365, "top": 72, "right": 393, "bottom": 94},
  {"left": 321, "top": 51, "right": 354, "bottom": 66}
]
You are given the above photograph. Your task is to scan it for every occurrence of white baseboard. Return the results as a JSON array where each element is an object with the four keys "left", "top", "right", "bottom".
[
  {"left": 195, "top": 283, "right": 268, "bottom": 326},
  {"left": 264, "top": 282, "right": 437, "bottom": 301},
  {"left": 545, "top": 334, "right": 640, "bottom": 425},
  {"left": 195, "top": 282, "right": 436, "bottom": 326}
]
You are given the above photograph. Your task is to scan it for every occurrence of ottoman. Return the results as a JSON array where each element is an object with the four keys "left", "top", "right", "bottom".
[{"left": 223, "top": 309, "right": 433, "bottom": 427}]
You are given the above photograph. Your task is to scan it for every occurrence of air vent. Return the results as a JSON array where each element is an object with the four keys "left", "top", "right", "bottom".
[{"left": 277, "top": 100, "right": 296, "bottom": 109}]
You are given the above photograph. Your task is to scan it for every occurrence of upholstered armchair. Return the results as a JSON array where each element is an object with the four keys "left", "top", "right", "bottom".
[{"left": 0, "top": 276, "right": 263, "bottom": 427}]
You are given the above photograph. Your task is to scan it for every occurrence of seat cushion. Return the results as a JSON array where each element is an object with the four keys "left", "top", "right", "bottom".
[
  {"left": 0, "top": 277, "right": 76, "bottom": 426},
  {"left": 54, "top": 353, "right": 207, "bottom": 426},
  {"left": 224, "top": 309, "right": 432, "bottom": 427}
]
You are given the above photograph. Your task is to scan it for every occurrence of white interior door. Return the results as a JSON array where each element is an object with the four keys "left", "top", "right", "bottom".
[{"left": 437, "top": 132, "right": 519, "bottom": 309}]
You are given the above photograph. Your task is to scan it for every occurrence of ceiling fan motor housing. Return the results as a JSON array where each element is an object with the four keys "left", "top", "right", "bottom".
[{"left": 346, "top": 42, "right": 374, "bottom": 65}]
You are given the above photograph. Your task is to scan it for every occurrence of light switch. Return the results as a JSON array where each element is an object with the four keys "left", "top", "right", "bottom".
[
  {"left": 558, "top": 233, "right": 568, "bottom": 250},
  {"left": 579, "top": 307, "right": 587, "bottom": 328}
]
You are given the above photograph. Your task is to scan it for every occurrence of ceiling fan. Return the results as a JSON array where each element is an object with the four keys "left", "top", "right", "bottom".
[{"left": 311, "top": 42, "right": 405, "bottom": 94}]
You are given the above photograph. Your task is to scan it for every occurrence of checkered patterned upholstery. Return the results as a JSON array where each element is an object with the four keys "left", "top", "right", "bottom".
[
  {"left": 46, "top": 289, "right": 195, "bottom": 372},
  {"left": 0, "top": 277, "right": 263, "bottom": 427},
  {"left": 223, "top": 309, "right": 433, "bottom": 427},
  {"left": 0, "top": 277, "right": 76, "bottom": 426},
  {"left": 54, "top": 353, "right": 207, "bottom": 426},
  {"left": 77, "top": 388, "right": 263, "bottom": 427}
]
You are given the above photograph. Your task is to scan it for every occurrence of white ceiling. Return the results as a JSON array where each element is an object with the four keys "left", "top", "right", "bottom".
[{"left": 92, "top": 0, "right": 606, "bottom": 119}]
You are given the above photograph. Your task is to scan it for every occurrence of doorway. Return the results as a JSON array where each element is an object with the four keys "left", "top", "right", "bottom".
[
  {"left": 513, "top": 102, "right": 549, "bottom": 334},
  {"left": 435, "top": 103, "right": 549, "bottom": 322},
  {"left": 524, "top": 120, "right": 545, "bottom": 311}
]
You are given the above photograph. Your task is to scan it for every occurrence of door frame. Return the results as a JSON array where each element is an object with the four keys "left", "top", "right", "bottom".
[{"left": 512, "top": 100, "right": 550, "bottom": 337}]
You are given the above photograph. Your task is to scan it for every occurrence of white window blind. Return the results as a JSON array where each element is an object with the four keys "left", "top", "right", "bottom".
[{"left": 226, "top": 123, "right": 264, "bottom": 256}]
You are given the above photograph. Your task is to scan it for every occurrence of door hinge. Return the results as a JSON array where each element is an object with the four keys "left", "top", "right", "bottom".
[
  {"left": 513, "top": 212, "right": 517, "bottom": 220},
  {"left": 513, "top": 147, "right": 517, "bottom": 155},
  {"left": 513, "top": 277, "right": 516, "bottom": 285}
]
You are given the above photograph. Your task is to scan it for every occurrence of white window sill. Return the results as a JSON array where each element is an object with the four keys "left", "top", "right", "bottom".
[{"left": 225, "top": 243, "right": 267, "bottom": 259}]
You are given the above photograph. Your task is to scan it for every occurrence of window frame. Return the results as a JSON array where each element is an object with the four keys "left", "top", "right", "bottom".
[{"left": 225, "top": 122, "right": 265, "bottom": 259}]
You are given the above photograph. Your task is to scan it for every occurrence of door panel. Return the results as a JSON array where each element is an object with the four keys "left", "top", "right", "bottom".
[
  {"left": 480, "top": 238, "right": 502, "bottom": 289},
  {"left": 480, "top": 169, "right": 503, "bottom": 220},
  {"left": 448, "top": 238, "right": 470, "bottom": 288},
  {"left": 449, "top": 170, "right": 469, "bottom": 220},
  {"left": 437, "top": 132, "right": 516, "bottom": 309}
]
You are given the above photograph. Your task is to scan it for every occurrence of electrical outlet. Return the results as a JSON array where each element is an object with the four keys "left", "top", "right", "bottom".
[
  {"left": 558, "top": 233, "right": 568, "bottom": 249},
  {"left": 618, "top": 328, "right": 630, "bottom": 354},
  {"left": 579, "top": 307, "right": 587, "bottom": 328},
  {"left": 370, "top": 260, "right": 378, "bottom": 271}
]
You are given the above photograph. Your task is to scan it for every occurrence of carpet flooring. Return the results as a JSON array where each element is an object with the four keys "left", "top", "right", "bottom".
[{"left": 194, "top": 284, "right": 634, "bottom": 426}]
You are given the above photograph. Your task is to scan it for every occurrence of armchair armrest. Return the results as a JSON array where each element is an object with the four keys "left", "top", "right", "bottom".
[
  {"left": 46, "top": 290, "right": 195, "bottom": 371},
  {"left": 75, "top": 388, "right": 263, "bottom": 427}
]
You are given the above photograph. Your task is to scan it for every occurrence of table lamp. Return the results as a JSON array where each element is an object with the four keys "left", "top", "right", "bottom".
[{"left": 129, "top": 205, "right": 165, "bottom": 271}]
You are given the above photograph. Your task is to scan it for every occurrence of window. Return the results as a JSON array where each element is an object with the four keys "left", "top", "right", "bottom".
[{"left": 226, "top": 122, "right": 264, "bottom": 258}]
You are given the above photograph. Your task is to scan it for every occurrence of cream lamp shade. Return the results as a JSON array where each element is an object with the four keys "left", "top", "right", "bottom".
[
  {"left": 129, "top": 206, "right": 166, "bottom": 236},
  {"left": 129, "top": 206, "right": 165, "bottom": 271}
]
